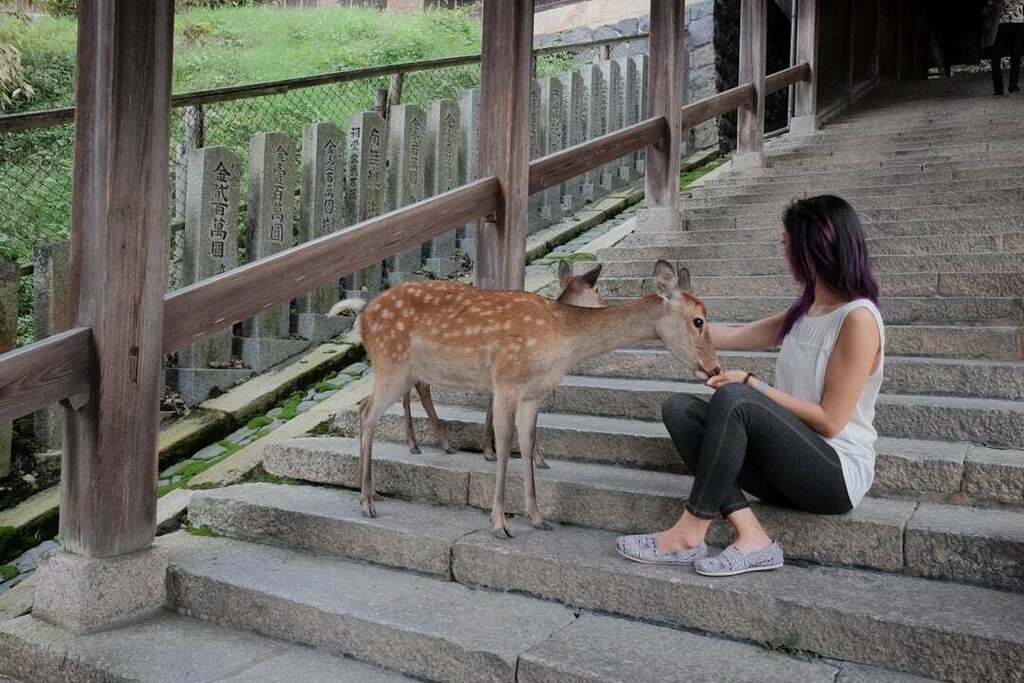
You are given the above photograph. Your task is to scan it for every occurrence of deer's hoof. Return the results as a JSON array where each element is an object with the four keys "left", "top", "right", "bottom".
[
  {"left": 360, "top": 500, "right": 377, "bottom": 518},
  {"left": 535, "top": 460, "right": 551, "bottom": 470},
  {"left": 484, "top": 453, "right": 497, "bottom": 462},
  {"left": 444, "top": 446, "right": 456, "bottom": 455},
  {"left": 492, "top": 525, "right": 514, "bottom": 540},
  {"left": 409, "top": 446, "right": 422, "bottom": 455},
  {"left": 531, "top": 519, "right": 553, "bottom": 531}
]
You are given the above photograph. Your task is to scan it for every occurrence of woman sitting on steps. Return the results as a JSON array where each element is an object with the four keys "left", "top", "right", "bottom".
[{"left": 617, "top": 194, "right": 885, "bottom": 577}]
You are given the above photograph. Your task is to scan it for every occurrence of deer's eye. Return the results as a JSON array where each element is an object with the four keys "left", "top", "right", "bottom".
[{"left": 693, "top": 317, "right": 704, "bottom": 329}]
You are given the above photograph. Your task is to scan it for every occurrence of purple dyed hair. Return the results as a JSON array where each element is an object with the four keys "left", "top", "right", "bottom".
[{"left": 777, "top": 195, "right": 880, "bottom": 342}]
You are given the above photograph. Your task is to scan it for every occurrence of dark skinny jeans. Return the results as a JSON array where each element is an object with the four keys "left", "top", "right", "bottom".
[{"left": 662, "top": 384, "right": 853, "bottom": 520}]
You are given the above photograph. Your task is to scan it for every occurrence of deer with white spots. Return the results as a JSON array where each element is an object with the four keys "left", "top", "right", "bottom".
[
  {"left": 399, "top": 261, "right": 607, "bottom": 464},
  {"left": 329, "top": 260, "right": 720, "bottom": 538}
]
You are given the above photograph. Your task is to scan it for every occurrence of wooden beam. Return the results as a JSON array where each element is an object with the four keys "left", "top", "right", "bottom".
[
  {"left": 644, "top": 0, "right": 686, "bottom": 214},
  {"left": 765, "top": 63, "right": 811, "bottom": 95},
  {"left": 735, "top": 0, "right": 768, "bottom": 167},
  {"left": 528, "top": 116, "right": 666, "bottom": 195},
  {"left": 680, "top": 83, "right": 756, "bottom": 129},
  {"left": 164, "top": 177, "right": 499, "bottom": 354},
  {"left": 475, "top": 0, "right": 535, "bottom": 291},
  {"left": 791, "top": 0, "right": 820, "bottom": 135},
  {"left": 62, "top": 0, "right": 174, "bottom": 559},
  {"left": 0, "top": 328, "right": 92, "bottom": 423}
]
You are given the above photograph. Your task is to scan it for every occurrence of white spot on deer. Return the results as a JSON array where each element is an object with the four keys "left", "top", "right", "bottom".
[
  {"left": 523, "top": 315, "right": 532, "bottom": 322},
  {"left": 502, "top": 321, "right": 513, "bottom": 331},
  {"left": 394, "top": 299, "right": 404, "bottom": 309},
  {"left": 396, "top": 321, "right": 405, "bottom": 331},
  {"left": 526, "top": 338, "right": 537, "bottom": 347}
]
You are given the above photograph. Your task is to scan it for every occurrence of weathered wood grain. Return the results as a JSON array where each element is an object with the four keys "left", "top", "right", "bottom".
[
  {"left": 476, "top": 0, "right": 535, "bottom": 292},
  {"left": 163, "top": 176, "right": 499, "bottom": 354},
  {"left": 736, "top": 0, "right": 768, "bottom": 164},
  {"left": 644, "top": 0, "right": 686, "bottom": 213},
  {"left": 680, "top": 83, "right": 756, "bottom": 129},
  {"left": 528, "top": 116, "right": 666, "bottom": 195},
  {"left": 0, "top": 327, "right": 92, "bottom": 423},
  {"left": 765, "top": 63, "right": 811, "bottom": 95},
  {"left": 62, "top": 0, "right": 174, "bottom": 559},
  {"left": 792, "top": 0, "right": 820, "bottom": 132}
]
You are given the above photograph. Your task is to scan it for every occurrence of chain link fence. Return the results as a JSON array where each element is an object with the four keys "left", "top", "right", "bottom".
[{"left": 0, "top": 33, "right": 649, "bottom": 267}]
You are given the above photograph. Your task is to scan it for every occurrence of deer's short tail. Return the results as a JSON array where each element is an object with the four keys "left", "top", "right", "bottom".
[{"left": 328, "top": 298, "right": 367, "bottom": 339}]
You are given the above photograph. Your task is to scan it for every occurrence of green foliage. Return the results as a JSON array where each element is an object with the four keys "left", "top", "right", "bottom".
[
  {"left": 314, "top": 381, "right": 343, "bottom": 393},
  {"left": 185, "top": 524, "right": 221, "bottom": 538},
  {"left": 551, "top": 252, "right": 596, "bottom": 266},
  {"left": 245, "top": 415, "right": 273, "bottom": 430},
  {"left": 44, "top": 0, "right": 77, "bottom": 18},
  {"left": 0, "top": 563, "right": 17, "bottom": 581}
]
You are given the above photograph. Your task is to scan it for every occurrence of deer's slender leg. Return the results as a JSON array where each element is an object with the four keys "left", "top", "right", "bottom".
[
  {"left": 490, "top": 390, "right": 516, "bottom": 539},
  {"left": 516, "top": 399, "right": 551, "bottom": 530},
  {"left": 532, "top": 442, "right": 549, "bottom": 469},
  {"left": 402, "top": 389, "right": 420, "bottom": 454},
  {"left": 481, "top": 402, "right": 496, "bottom": 461},
  {"left": 359, "top": 378, "right": 407, "bottom": 518},
  {"left": 415, "top": 382, "right": 454, "bottom": 454}
]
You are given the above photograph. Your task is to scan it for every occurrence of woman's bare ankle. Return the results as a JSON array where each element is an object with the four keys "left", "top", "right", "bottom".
[{"left": 731, "top": 532, "right": 773, "bottom": 554}]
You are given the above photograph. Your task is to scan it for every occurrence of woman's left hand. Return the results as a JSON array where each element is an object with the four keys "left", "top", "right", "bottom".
[{"left": 706, "top": 369, "right": 750, "bottom": 389}]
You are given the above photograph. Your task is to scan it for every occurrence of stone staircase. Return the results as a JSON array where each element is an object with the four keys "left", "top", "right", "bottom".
[{"left": 6, "top": 75, "right": 1023, "bottom": 682}]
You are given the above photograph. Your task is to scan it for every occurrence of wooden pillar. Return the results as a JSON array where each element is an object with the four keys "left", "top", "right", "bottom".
[
  {"left": 791, "top": 0, "right": 819, "bottom": 135},
  {"left": 475, "top": 0, "right": 534, "bottom": 291},
  {"left": 639, "top": 0, "right": 686, "bottom": 231},
  {"left": 735, "top": 0, "right": 767, "bottom": 168},
  {"left": 62, "top": 1, "right": 173, "bottom": 559}
]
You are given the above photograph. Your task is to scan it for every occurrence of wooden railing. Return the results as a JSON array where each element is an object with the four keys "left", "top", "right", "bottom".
[{"left": 0, "top": 62, "right": 809, "bottom": 424}]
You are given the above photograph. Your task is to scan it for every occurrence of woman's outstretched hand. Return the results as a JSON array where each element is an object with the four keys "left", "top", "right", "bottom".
[{"left": 706, "top": 369, "right": 750, "bottom": 389}]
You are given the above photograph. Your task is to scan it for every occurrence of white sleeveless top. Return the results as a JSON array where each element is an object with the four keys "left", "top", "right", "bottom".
[{"left": 774, "top": 299, "right": 885, "bottom": 508}]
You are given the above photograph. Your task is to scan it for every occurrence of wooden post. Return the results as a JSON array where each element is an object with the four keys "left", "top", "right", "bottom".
[
  {"left": 791, "top": 0, "right": 819, "bottom": 135},
  {"left": 388, "top": 72, "right": 405, "bottom": 113},
  {"left": 638, "top": 0, "right": 686, "bottom": 232},
  {"left": 475, "top": 0, "right": 534, "bottom": 291},
  {"left": 734, "top": 0, "right": 767, "bottom": 168},
  {"left": 62, "top": 1, "right": 173, "bottom": 559}
]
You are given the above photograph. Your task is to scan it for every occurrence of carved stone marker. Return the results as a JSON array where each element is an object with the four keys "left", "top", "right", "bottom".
[
  {"left": 387, "top": 104, "right": 428, "bottom": 283},
  {"left": 632, "top": 54, "right": 649, "bottom": 175},
  {"left": 618, "top": 56, "right": 642, "bottom": 183},
  {"left": 33, "top": 241, "right": 70, "bottom": 456},
  {"left": 527, "top": 79, "right": 550, "bottom": 236},
  {"left": 424, "top": 99, "right": 461, "bottom": 277},
  {"left": 585, "top": 63, "right": 611, "bottom": 196},
  {"left": 297, "top": 122, "right": 348, "bottom": 342},
  {"left": 602, "top": 58, "right": 628, "bottom": 188},
  {"left": 561, "top": 70, "right": 589, "bottom": 213},
  {"left": 539, "top": 77, "right": 567, "bottom": 226},
  {"left": 457, "top": 88, "right": 481, "bottom": 257},
  {"left": 241, "top": 131, "right": 308, "bottom": 370},
  {"left": 343, "top": 111, "right": 387, "bottom": 299},
  {"left": 0, "top": 257, "right": 16, "bottom": 477},
  {"left": 172, "top": 146, "right": 253, "bottom": 405}
]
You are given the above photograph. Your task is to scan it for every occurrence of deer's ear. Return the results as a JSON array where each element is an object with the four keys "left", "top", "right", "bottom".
[
  {"left": 557, "top": 260, "right": 573, "bottom": 288},
  {"left": 652, "top": 260, "right": 679, "bottom": 301},
  {"left": 579, "top": 264, "right": 602, "bottom": 288},
  {"left": 677, "top": 266, "right": 692, "bottom": 293}
]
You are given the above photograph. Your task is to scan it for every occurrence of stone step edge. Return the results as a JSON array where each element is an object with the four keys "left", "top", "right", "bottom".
[
  {"left": 322, "top": 402, "right": 1024, "bottom": 508},
  {"left": 248, "top": 447, "right": 1024, "bottom": 588},
  {"left": 182, "top": 478, "right": 1024, "bottom": 682}
]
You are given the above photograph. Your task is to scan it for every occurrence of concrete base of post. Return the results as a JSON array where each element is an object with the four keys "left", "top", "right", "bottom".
[
  {"left": 238, "top": 337, "right": 310, "bottom": 374},
  {"left": 731, "top": 150, "right": 767, "bottom": 170},
  {"left": 166, "top": 367, "right": 255, "bottom": 407},
  {"left": 789, "top": 114, "right": 818, "bottom": 136},
  {"left": 634, "top": 207, "right": 683, "bottom": 233},
  {"left": 296, "top": 313, "right": 352, "bottom": 345},
  {"left": 33, "top": 546, "right": 168, "bottom": 634}
]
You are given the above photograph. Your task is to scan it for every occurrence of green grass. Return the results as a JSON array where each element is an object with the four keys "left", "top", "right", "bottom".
[
  {"left": 680, "top": 158, "right": 725, "bottom": 188},
  {"left": 185, "top": 524, "right": 221, "bottom": 538},
  {"left": 245, "top": 415, "right": 273, "bottom": 430},
  {"left": 0, "top": 5, "right": 484, "bottom": 263},
  {"left": 0, "top": 563, "right": 17, "bottom": 581}
]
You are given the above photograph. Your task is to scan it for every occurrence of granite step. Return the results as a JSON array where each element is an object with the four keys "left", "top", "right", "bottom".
[
  {"left": 451, "top": 520, "right": 1024, "bottom": 682},
  {"left": 324, "top": 405, "right": 1024, "bottom": 506},
  {"left": 707, "top": 162, "right": 1024, "bottom": 185},
  {"left": 0, "top": 612, "right": 415, "bottom": 683},
  {"left": 254, "top": 447, "right": 1024, "bottom": 589},
  {"left": 678, "top": 201, "right": 1024, "bottom": 222},
  {"left": 619, "top": 232, "right": 1020, "bottom": 256},
  {"left": 573, "top": 347, "right": 1024, "bottom": 401},
  {"left": 678, "top": 212, "right": 1024, "bottom": 232},
  {"left": 162, "top": 530, "right": 576, "bottom": 683},
  {"left": 764, "top": 148, "right": 1024, "bottom": 170},
  {"left": 595, "top": 270, "right": 1024, "bottom": 298},
  {"left": 426, "top": 375, "right": 1024, "bottom": 449},
  {"left": 595, "top": 253, "right": 1024, "bottom": 278},
  {"left": 684, "top": 178, "right": 1024, "bottom": 205},
  {"left": 602, "top": 295, "right": 1024, "bottom": 326}
]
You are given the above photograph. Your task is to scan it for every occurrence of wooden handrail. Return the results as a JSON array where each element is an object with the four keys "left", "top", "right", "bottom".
[
  {"left": 0, "top": 327, "right": 92, "bottom": 422},
  {"left": 680, "top": 83, "right": 756, "bottom": 129},
  {"left": 765, "top": 62, "right": 811, "bottom": 95},
  {"left": 528, "top": 115, "right": 666, "bottom": 195},
  {"left": 162, "top": 176, "right": 500, "bottom": 353},
  {"left": 0, "top": 33, "right": 649, "bottom": 134}
]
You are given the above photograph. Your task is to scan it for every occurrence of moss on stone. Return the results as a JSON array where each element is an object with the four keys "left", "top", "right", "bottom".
[
  {"left": 185, "top": 524, "right": 221, "bottom": 538},
  {"left": 314, "top": 381, "right": 343, "bottom": 393},
  {"left": 0, "top": 563, "right": 17, "bottom": 581},
  {"left": 245, "top": 415, "right": 273, "bottom": 430}
]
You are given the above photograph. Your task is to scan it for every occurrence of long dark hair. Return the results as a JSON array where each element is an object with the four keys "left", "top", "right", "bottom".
[{"left": 777, "top": 195, "right": 880, "bottom": 341}]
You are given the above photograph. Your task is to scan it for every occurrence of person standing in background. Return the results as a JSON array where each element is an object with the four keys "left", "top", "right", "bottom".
[{"left": 986, "top": 0, "right": 1024, "bottom": 95}]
